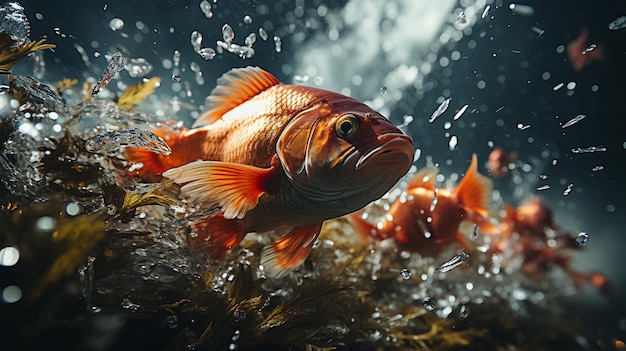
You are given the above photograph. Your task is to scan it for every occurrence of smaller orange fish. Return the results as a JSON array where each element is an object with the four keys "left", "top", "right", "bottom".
[
  {"left": 567, "top": 28, "right": 603, "bottom": 71},
  {"left": 349, "top": 154, "right": 498, "bottom": 255},
  {"left": 486, "top": 147, "right": 516, "bottom": 178},
  {"left": 494, "top": 198, "right": 609, "bottom": 294}
]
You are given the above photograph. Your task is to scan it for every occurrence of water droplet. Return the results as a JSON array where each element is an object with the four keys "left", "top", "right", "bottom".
[
  {"left": 400, "top": 268, "right": 411, "bottom": 280},
  {"left": 591, "top": 165, "right": 604, "bottom": 172},
  {"left": 243, "top": 15, "right": 253, "bottom": 24},
  {"left": 563, "top": 183, "right": 574, "bottom": 196},
  {"left": 222, "top": 24, "right": 235, "bottom": 44},
  {"left": 459, "top": 304, "right": 469, "bottom": 318},
  {"left": 2, "top": 285, "right": 22, "bottom": 303},
  {"left": 274, "top": 35, "right": 282, "bottom": 53},
  {"left": 435, "top": 251, "right": 470, "bottom": 273},
  {"left": 609, "top": 16, "right": 626, "bottom": 30},
  {"left": 198, "top": 47, "right": 216, "bottom": 60},
  {"left": 245, "top": 33, "right": 256, "bottom": 47},
  {"left": 369, "top": 330, "right": 382, "bottom": 341},
  {"left": 380, "top": 86, "right": 387, "bottom": 94},
  {"left": 172, "top": 74, "right": 181, "bottom": 82},
  {"left": 92, "top": 52, "right": 125, "bottom": 95},
  {"left": 422, "top": 297, "right": 436, "bottom": 311},
  {"left": 200, "top": 0, "right": 213, "bottom": 18},
  {"left": 121, "top": 298, "right": 141, "bottom": 311},
  {"left": 36, "top": 216, "right": 57, "bottom": 233},
  {"left": 191, "top": 31, "right": 203, "bottom": 52},
  {"left": 109, "top": 17, "right": 124, "bottom": 31},
  {"left": 166, "top": 315, "right": 179, "bottom": 328},
  {"left": 0, "top": 246, "right": 20, "bottom": 266},
  {"left": 576, "top": 232, "right": 589, "bottom": 246},
  {"left": 429, "top": 97, "right": 451, "bottom": 123},
  {"left": 456, "top": 12, "right": 468, "bottom": 24},
  {"left": 233, "top": 309, "right": 246, "bottom": 321},
  {"left": 448, "top": 135, "right": 458, "bottom": 151},
  {"left": 106, "top": 204, "right": 117, "bottom": 215},
  {"left": 258, "top": 28, "right": 268, "bottom": 41}
]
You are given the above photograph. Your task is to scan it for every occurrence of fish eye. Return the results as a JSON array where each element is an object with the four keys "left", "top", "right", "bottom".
[{"left": 335, "top": 114, "right": 360, "bottom": 139}]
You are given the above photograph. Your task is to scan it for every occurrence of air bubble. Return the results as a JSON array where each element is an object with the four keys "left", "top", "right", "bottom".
[
  {"left": 36, "top": 216, "right": 57, "bottom": 233},
  {"left": 576, "top": 232, "right": 589, "bottom": 246},
  {"left": 0, "top": 246, "right": 20, "bottom": 266},
  {"left": 422, "top": 297, "right": 436, "bottom": 311},
  {"left": 2, "top": 285, "right": 22, "bottom": 303},
  {"left": 109, "top": 18, "right": 124, "bottom": 31}
]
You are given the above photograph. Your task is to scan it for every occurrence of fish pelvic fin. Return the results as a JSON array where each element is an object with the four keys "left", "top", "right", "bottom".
[
  {"left": 192, "top": 66, "right": 280, "bottom": 127},
  {"left": 194, "top": 214, "right": 247, "bottom": 260},
  {"left": 260, "top": 223, "right": 322, "bottom": 278},
  {"left": 454, "top": 154, "right": 493, "bottom": 219},
  {"left": 406, "top": 167, "right": 439, "bottom": 191},
  {"left": 163, "top": 160, "right": 274, "bottom": 220}
]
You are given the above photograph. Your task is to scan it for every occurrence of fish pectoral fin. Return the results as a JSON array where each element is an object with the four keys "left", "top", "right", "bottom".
[
  {"left": 454, "top": 154, "right": 493, "bottom": 218},
  {"left": 192, "top": 66, "right": 281, "bottom": 127},
  {"left": 162, "top": 160, "right": 275, "bottom": 220},
  {"left": 260, "top": 223, "right": 322, "bottom": 278},
  {"left": 194, "top": 214, "right": 247, "bottom": 260},
  {"left": 406, "top": 167, "right": 439, "bottom": 191}
]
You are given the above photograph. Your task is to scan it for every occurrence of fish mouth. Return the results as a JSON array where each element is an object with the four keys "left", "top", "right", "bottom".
[{"left": 354, "top": 133, "right": 414, "bottom": 171}]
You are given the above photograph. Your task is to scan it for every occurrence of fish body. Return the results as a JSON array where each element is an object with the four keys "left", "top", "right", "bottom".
[
  {"left": 350, "top": 154, "right": 497, "bottom": 255},
  {"left": 486, "top": 147, "right": 516, "bottom": 178},
  {"left": 125, "top": 66, "right": 414, "bottom": 277},
  {"left": 567, "top": 28, "right": 603, "bottom": 71},
  {"left": 494, "top": 198, "right": 608, "bottom": 294}
]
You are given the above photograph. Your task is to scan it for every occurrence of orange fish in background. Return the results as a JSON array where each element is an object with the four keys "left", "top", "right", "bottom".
[
  {"left": 349, "top": 154, "right": 498, "bottom": 255},
  {"left": 567, "top": 28, "right": 603, "bottom": 71},
  {"left": 125, "top": 66, "right": 414, "bottom": 278},
  {"left": 486, "top": 147, "right": 516, "bottom": 178},
  {"left": 495, "top": 198, "right": 609, "bottom": 293}
]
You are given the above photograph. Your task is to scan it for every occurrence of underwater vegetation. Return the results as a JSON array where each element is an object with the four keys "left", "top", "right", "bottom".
[{"left": 1, "top": 1, "right": 626, "bottom": 350}]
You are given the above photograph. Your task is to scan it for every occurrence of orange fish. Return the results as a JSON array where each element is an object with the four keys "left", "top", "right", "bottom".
[
  {"left": 486, "top": 147, "right": 516, "bottom": 178},
  {"left": 125, "top": 66, "right": 414, "bottom": 277},
  {"left": 349, "top": 154, "right": 497, "bottom": 255},
  {"left": 567, "top": 28, "right": 603, "bottom": 71},
  {"left": 494, "top": 198, "right": 609, "bottom": 293}
]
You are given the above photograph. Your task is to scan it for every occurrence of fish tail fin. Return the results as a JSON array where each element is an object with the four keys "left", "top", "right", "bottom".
[
  {"left": 260, "top": 223, "right": 321, "bottom": 278},
  {"left": 454, "top": 154, "right": 493, "bottom": 220},
  {"left": 124, "top": 125, "right": 204, "bottom": 178},
  {"left": 194, "top": 215, "right": 247, "bottom": 260},
  {"left": 565, "top": 268, "right": 610, "bottom": 295},
  {"left": 124, "top": 127, "right": 179, "bottom": 178},
  {"left": 347, "top": 212, "right": 388, "bottom": 244}
]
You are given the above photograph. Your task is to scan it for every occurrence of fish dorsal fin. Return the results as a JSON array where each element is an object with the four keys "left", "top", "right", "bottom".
[
  {"left": 406, "top": 167, "right": 439, "bottom": 191},
  {"left": 192, "top": 66, "right": 281, "bottom": 127},
  {"left": 453, "top": 154, "right": 493, "bottom": 218}
]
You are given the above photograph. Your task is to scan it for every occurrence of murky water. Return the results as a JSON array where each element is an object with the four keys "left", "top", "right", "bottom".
[{"left": 1, "top": 1, "right": 626, "bottom": 350}]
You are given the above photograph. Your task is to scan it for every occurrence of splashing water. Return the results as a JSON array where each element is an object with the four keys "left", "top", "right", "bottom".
[{"left": 92, "top": 52, "right": 125, "bottom": 95}]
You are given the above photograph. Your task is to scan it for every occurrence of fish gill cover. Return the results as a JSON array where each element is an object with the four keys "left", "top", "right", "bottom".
[{"left": 1, "top": 1, "right": 625, "bottom": 350}]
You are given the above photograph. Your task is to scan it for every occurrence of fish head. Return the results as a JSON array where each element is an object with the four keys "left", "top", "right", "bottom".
[{"left": 277, "top": 94, "right": 414, "bottom": 205}]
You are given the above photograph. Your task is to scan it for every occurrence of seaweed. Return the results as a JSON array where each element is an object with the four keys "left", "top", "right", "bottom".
[
  {"left": 116, "top": 77, "right": 162, "bottom": 110},
  {"left": 0, "top": 33, "right": 55, "bottom": 74}
]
